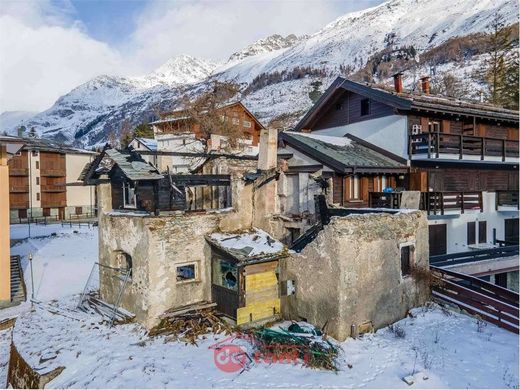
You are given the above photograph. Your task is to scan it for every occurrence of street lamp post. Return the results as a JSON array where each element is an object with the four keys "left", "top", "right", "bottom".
[{"left": 29, "top": 253, "right": 34, "bottom": 306}]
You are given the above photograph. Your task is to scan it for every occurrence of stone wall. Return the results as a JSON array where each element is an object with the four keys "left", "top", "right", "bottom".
[
  {"left": 281, "top": 211, "right": 430, "bottom": 341},
  {"left": 99, "top": 211, "right": 223, "bottom": 328}
]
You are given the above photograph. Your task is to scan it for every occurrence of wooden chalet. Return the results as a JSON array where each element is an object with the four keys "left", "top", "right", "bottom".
[
  {"left": 291, "top": 76, "right": 519, "bottom": 261},
  {"left": 150, "top": 101, "right": 265, "bottom": 146}
]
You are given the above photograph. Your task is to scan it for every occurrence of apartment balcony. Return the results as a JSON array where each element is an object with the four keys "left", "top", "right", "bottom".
[
  {"left": 40, "top": 168, "right": 66, "bottom": 177},
  {"left": 9, "top": 168, "right": 29, "bottom": 176},
  {"left": 9, "top": 185, "right": 29, "bottom": 193},
  {"left": 496, "top": 190, "right": 519, "bottom": 210},
  {"left": 41, "top": 184, "right": 66, "bottom": 192},
  {"left": 10, "top": 200, "right": 29, "bottom": 209},
  {"left": 369, "top": 191, "right": 483, "bottom": 215},
  {"left": 409, "top": 133, "right": 519, "bottom": 162}
]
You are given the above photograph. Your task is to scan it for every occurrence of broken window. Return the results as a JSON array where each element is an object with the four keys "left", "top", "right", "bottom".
[
  {"left": 176, "top": 264, "right": 196, "bottom": 282},
  {"left": 400, "top": 245, "right": 414, "bottom": 277},
  {"left": 123, "top": 182, "right": 136, "bottom": 208},
  {"left": 115, "top": 251, "right": 132, "bottom": 279},
  {"left": 213, "top": 259, "right": 238, "bottom": 291},
  {"left": 360, "top": 98, "right": 370, "bottom": 116}
]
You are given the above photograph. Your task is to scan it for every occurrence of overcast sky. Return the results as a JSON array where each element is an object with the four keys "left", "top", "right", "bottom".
[{"left": 0, "top": 0, "right": 384, "bottom": 113}]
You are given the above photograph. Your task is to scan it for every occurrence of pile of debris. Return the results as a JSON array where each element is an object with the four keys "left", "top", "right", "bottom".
[
  {"left": 248, "top": 322, "right": 341, "bottom": 371},
  {"left": 149, "top": 302, "right": 233, "bottom": 345},
  {"left": 77, "top": 293, "right": 135, "bottom": 325}
]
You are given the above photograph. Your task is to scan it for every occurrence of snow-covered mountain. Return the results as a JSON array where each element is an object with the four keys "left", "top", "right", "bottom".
[
  {"left": 4, "top": 0, "right": 518, "bottom": 147},
  {"left": 227, "top": 34, "right": 307, "bottom": 63}
]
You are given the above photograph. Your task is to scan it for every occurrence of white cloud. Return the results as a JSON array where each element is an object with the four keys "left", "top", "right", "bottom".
[
  {"left": 0, "top": 0, "right": 382, "bottom": 113},
  {"left": 127, "top": 0, "right": 350, "bottom": 72},
  {"left": 0, "top": 1, "right": 122, "bottom": 112}
]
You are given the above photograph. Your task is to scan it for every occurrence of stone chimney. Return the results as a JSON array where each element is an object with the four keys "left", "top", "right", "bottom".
[
  {"left": 258, "top": 128, "right": 278, "bottom": 171},
  {"left": 420, "top": 76, "right": 430, "bottom": 95},
  {"left": 393, "top": 72, "right": 403, "bottom": 93}
]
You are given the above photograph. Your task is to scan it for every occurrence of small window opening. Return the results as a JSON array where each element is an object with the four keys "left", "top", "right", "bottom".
[
  {"left": 360, "top": 99, "right": 370, "bottom": 116},
  {"left": 177, "top": 264, "right": 196, "bottom": 282},
  {"left": 335, "top": 102, "right": 343, "bottom": 111},
  {"left": 400, "top": 245, "right": 413, "bottom": 276},
  {"left": 123, "top": 182, "right": 136, "bottom": 208}
]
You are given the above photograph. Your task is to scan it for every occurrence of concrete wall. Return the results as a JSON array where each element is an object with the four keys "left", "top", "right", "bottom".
[
  {"left": 65, "top": 153, "right": 96, "bottom": 214},
  {"left": 281, "top": 211, "right": 430, "bottom": 341},
  {"left": 99, "top": 212, "right": 221, "bottom": 328}
]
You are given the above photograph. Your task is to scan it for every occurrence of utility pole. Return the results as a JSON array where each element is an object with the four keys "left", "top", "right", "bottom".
[{"left": 29, "top": 252, "right": 34, "bottom": 307}]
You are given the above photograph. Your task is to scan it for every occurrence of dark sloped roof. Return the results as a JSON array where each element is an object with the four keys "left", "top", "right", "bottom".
[
  {"left": 280, "top": 131, "right": 408, "bottom": 174},
  {"left": 0, "top": 135, "right": 97, "bottom": 155},
  {"left": 105, "top": 149, "right": 163, "bottom": 181},
  {"left": 294, "top": 77, "right": 519, "bottom": 131}
]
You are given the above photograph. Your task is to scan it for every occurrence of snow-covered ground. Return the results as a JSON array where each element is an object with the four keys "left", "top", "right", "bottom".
[
  {"left": 1, "top": 224, "right": 519, "bottom": 388},
  {"left": 9, "top": 300, "right": 519, "bottom": 388},
  {"left": 0, "top": 329, "right": 10, "bottom": 387}
]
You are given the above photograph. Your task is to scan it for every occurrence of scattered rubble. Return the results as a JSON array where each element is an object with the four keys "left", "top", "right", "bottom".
[{"left": 149, "top": 307, "right": 233, "bottom": 345}]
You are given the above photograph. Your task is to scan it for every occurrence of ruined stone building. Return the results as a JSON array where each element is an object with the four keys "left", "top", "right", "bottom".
[{"left": 81, "top": 127, "right": 430, "bottom": 340}]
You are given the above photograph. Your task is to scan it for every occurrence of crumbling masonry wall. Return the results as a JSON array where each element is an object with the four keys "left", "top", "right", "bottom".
[
  {"left": 281, "top": 211, "right": 430, "bottom": 341},
  {"left": 99, "top": 212, "right": 222, "bottom": 329}
]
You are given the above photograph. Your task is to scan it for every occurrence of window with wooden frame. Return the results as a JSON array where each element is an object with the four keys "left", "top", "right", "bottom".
[
  {"left": 343, "top": 175, "right": 361, "bottom": 201},
  {"left": 428, "top": 121, "right": 441, "bottom": 133},
  {"left": 123, "top": 182, "right": 136, "bottom": 208},
  {"left": 176, "top": 263, "right": 197, "bottom": 283},
  {"left": 243, "top": 120, "right": 252, "bottom": 128}
]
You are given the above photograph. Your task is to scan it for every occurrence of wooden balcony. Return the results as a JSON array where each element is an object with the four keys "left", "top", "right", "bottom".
[
  {"left": 9, "top": 185, "right": 29, "bottom": 193},
  {"left": 10, "top": 200, "right": 29, "bottom": 209},
  {"left": 409, "top": 133, "right": 519, "bottom": 161},
  {"left": 496, "top": 190, "right": 519, "bottom": 210},
  {"left": 41, "top": 200, "right": 66, "bottom": 208},
  {"left": 9, "top": 168, "right": 28, "bottom": 176},
  {"left": 369, "top": 191, "right": 483, "bottom": 215},
  {"left": 40, "top": 168, "right": 66, "bottom": 177},
  {"left": 41, "top": 184, "right": 66, "bottom": 192}
]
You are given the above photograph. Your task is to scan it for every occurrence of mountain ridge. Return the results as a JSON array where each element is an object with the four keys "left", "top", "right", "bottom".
[{"left": 3, "top": 0, "right": 518, "bottom": 147}]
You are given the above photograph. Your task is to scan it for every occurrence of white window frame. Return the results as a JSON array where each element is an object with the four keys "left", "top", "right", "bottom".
[
  {"left": 232, "top": 118, "right": 240, "bottom": 125},
  {"left": 243, "top": 120, "right": 252, "bottom": 128},
  {"left": 352, "top": 175, "right": 360, "bottom": 200}
]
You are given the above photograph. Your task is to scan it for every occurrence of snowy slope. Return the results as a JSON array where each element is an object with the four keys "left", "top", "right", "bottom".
[{"left": 3, "top": 0, "right": 518, "bottom": 146}]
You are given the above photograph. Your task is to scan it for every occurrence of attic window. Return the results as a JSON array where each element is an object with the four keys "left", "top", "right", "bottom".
[
  {"left": 335, "top": 102, "right": 343, "bottom": 111},
  {"left": 360, "top": 99, "right": 370, "bottom": 116}
]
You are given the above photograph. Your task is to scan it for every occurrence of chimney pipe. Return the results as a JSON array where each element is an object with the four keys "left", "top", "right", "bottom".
[
  {"left": 420, "top": 76, "right": 430, "bottom": 95},
  {"left": 393, "top": 72, "right": 403, "bottom": 93}
]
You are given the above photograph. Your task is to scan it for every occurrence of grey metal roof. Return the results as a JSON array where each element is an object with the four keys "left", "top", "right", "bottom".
[
  {"left": 0, "top": 135, "right": 97, "bottom": 155},
  {"left": 280, "top": 132, "right": 408, "bottom": 174},
  {"left": 105, "top": 149, "right": 163, "bottom": 181}
]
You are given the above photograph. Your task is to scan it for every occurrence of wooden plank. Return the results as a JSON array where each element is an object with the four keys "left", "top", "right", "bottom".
[
  {"left": 236, "top": 298, "right": 281, "bottom": 325},
  {"left": 244, "top": 261, "right": 278, "bottom": 275}
]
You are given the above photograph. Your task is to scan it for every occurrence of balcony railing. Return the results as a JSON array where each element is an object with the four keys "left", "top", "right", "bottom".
[
  {"left": 40, "top": 168, "right": 66, "bottom": 177},
  {"left": 409, "top": 133, "right": 519, "bottom": 161},
  {"left": 41, "top": 184, "right": 66, "bottom": 192},
  {"left": 496, "top": 190, "right": 519, "bottom": 210},
  {"left": 9, "top": 168, "right": 28, "bottom": 176},
  {"left": 9, "top": 185, "right": 29, "bottom": 193},
  {"left": 369, "top": 191, "right": 483, "bottom": 215}
]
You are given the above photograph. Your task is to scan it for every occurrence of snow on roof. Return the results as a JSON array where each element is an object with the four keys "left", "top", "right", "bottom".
[
  {"left": 136, "top": 137, "right": 157, "bottom": 151},
  {"left": 209, "top": 228, "right": 285, "bottom": 259},
  {"left": 285, "top": 131, "right": 352, "bottom": 147}
]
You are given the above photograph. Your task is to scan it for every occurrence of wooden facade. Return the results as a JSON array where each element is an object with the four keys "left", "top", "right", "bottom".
[
  {"left": 154, "top": 102, "right": 264, "bottom": 146},
  {"left": 332, "top": 174, "right": 402, "bottom": 208}
]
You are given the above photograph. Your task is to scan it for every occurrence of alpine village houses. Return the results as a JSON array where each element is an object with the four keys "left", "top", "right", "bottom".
[{"left": 288, "top": 75, "right": 518, "bottom": 290}]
